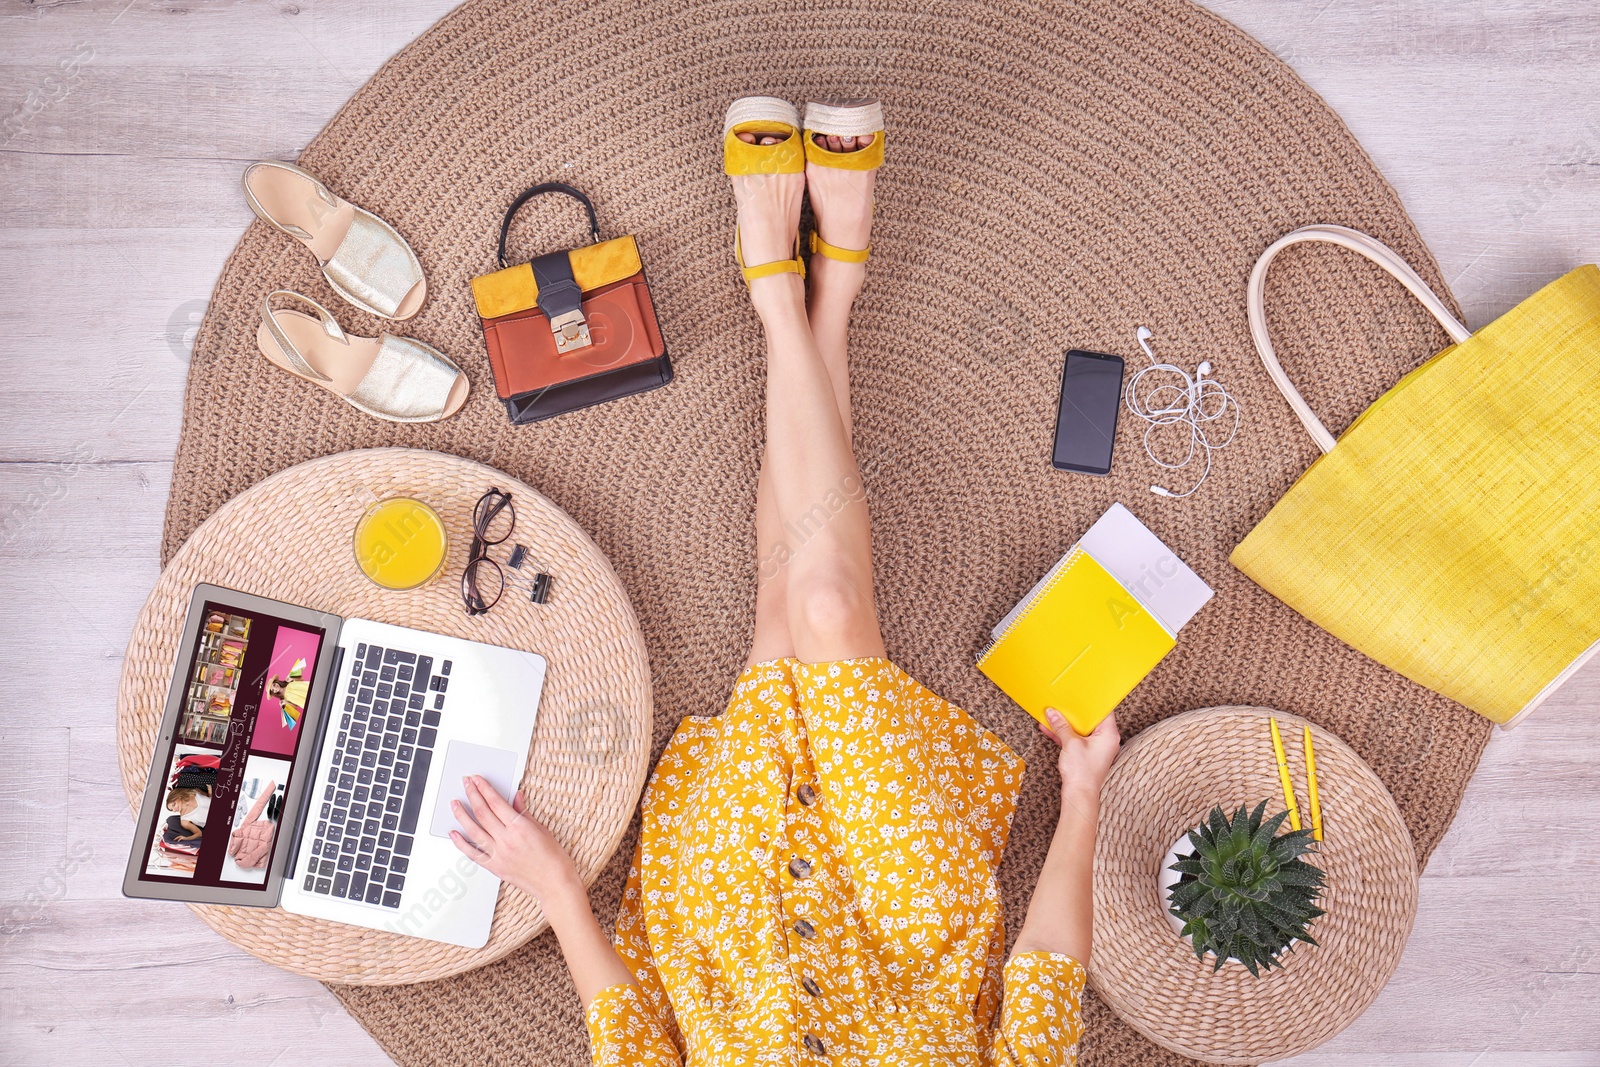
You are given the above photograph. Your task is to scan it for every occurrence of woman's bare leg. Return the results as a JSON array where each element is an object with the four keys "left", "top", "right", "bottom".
[
  {"left": 746, "top": 131, "right": 867, "bottom": 664},
  {"left": 748, "top": 470, "right": 798, "bottom": 664},
  {"left": 735, "top": 131, "right": 883, "bottom": 665},
  {"left": 745, "top": 128, "right": 863, "bottom": 665},
  {"left": 803, "top": 130, "right": 874, "bottom": 424},
  {"left": 742, "top": 127, "right": 806, "bottom": 666}
]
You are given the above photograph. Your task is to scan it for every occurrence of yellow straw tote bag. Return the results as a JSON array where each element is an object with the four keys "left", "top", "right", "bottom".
[{"left": 1231, "top": 225, "right": 1600, "bottom": 727}]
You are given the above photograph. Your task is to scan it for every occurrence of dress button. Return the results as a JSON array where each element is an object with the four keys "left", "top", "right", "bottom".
[
  {"left": 794, "top": 918, "right": 816, "bottom": 939},
  {"left": 802, "top": 975, "right": 823, "bottom": 997},
  {"left": 803, "top": 1033, "right": 827, "bottom": 1056},
  {"left": 797, "top": 783, "right": 817, "bottom": 806},
  {"left": 788, "top": 857, "right": 812, "bottom": 880}
]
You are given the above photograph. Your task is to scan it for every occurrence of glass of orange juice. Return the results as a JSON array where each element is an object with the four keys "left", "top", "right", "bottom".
[{"left": 353, "top": 497, "right": 448, "bottom": 590}]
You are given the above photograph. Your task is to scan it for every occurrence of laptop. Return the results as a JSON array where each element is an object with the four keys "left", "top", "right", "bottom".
[{"left": 122, "top": 583, "right": 546, "bottom": 948}]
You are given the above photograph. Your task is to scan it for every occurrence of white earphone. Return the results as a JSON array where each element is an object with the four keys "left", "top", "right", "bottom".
[{"left": 1127, "top": 327, "right": 1241, "bottom": 499}]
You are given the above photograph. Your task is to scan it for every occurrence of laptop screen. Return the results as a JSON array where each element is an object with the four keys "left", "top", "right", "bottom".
[{"left": 135, "top": 600, "right": 327, "bottom": 889}]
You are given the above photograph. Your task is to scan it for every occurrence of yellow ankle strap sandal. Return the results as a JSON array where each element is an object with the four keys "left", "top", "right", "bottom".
[
  {"left": 723, "top": 96, "right": 807, "bottom": 285},
  {"left": 803, "top": 99, "right": 885, "bottom": 264}
]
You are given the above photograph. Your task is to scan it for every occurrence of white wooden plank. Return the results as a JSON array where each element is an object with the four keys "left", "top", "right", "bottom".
[
  {"left": 0, "top": 229, "right": 225, "bottom": 462},
  {"left": 0, "top": 65, "right": 356, "bottom": 158},
  {"left": 0, "top": 559, "right": 161, "bottom": 730},
  {"left": 1423, "top": 699, "right": 1600, "bottom": 878},
  {"left": 0, "top": 462, "right": 170, "bottom": 728},
  {"left": 1, "top": 902, "right": 389, "bottom": 1067},
  {"left": 0, "top": 155, "right": 279, "bottom": 227},
  {"left": 0, "top": 728, "right": 72, "bottom": 905},
  {"left": 0, "top": 0, "right": 453, "bottom": 71},
  {"left": 0, "top": 461, "right": 170, "bottom": 559}
]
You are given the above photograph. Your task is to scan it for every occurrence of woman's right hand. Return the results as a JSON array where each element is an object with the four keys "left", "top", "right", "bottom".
[{"left": 450, "top": 775, "right": 580, "bottom": 906}]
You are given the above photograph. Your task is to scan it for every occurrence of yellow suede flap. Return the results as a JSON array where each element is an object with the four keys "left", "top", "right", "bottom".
[{"left": 471, "top": 235, "right": 642, "bottom": 319}]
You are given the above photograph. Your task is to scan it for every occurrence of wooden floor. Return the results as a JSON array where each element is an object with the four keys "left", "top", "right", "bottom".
[{"left": 2, "top": 1, "right": 1597, "bottom": 1063}]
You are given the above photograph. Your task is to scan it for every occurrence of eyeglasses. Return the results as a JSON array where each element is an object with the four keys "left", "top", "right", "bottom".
[{"left": 462, "top": 488, "right": 515, "bottom": 616}]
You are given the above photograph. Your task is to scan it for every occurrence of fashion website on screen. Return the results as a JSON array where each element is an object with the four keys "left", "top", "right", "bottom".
[{"left": 137, "top": 601, "right": 325, "bottom": 888}]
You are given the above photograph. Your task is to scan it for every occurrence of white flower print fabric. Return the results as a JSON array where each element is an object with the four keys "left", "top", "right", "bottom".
[{"left": 586, "top": 658, "right": 1085, "bottom": 1065}]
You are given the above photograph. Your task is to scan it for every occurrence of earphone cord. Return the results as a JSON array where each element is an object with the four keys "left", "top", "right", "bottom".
[{"left": 1126, "top": 328, "right": 1241, "bottom": 498}]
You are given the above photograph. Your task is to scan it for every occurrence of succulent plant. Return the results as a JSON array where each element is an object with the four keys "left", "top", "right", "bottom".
[{"left": 1167, "top": 800, "right": 1326, "bottom": 976}]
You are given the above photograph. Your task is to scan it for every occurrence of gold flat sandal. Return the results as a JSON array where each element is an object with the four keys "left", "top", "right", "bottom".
[
  {"left": 243, "top": 160, "right": 427, "bottom": 320},
  {"left": 256, "top": 290, "right": 468, "bottom": 423}
]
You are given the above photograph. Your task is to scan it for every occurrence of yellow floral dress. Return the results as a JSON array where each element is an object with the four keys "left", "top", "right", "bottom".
[{"left": 586, "top": 658, "right": 1085, "bottom": 1065}]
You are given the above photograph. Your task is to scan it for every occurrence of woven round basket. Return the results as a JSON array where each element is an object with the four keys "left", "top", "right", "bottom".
[
  {"left": 1090, "top": 706, "right": 1418, "bottom": 1064},
  {"left": 116, "top": 448, "right": 652, "bottom": 984},
  {"left": 162, "top": 0, "right": 1497, "bottom": 1056}
]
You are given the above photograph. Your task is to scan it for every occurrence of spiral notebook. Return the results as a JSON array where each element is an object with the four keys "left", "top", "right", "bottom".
[{"left": 978, "top": 504, "right": 1212, "bottom": 734}]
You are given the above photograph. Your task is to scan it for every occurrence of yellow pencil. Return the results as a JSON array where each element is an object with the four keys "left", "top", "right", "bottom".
[
  {"left": 1269, "top": 717, "right": 1302, "bottom": 831},
  {"left": 1303, "top": 725, "right": 1323, "bottom": 842}
]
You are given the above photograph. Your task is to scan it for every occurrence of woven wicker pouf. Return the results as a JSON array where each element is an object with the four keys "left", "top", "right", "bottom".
[
  {"left": 1090, "top": 705, "right": 1418, "bottom": 1064},
  {"left": 116, "top": 448, "right": 653, "bottom": 985}
]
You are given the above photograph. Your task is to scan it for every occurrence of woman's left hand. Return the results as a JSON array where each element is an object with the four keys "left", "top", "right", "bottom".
[
  {"left": 1040, "top": 708, "right": 1122, "bottom": 797},
  {"left": 449, "top": 775, "right": 580, "bottom": 906}
]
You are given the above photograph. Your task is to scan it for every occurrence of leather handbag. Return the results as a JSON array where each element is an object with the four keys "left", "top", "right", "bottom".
[{"left": 471, "top": 183, "right": 671, "bottom": 423}]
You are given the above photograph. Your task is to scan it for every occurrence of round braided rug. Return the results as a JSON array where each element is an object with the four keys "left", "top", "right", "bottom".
[
  {"left": 118, "top": 448, "right": 653, "bottom": 984},
  {"left": 1091, "top": 706, "right": 1418, "bottom": 1064},
  {"left": 159, "top": 0, "right": 1493, "bottom": 1061}
]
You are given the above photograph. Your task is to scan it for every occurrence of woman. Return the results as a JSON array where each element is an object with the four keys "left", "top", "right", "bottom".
[
  {"left": 268, "top": 657, "right": 309, "bottom": 729},
  {"left": 450, "top": 96, "right": 1122, "bottom": 1066}
]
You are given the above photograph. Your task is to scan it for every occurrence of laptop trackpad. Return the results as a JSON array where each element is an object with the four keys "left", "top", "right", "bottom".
[{"left": 428, "top": 740, "right": 523, "bottom": 840}]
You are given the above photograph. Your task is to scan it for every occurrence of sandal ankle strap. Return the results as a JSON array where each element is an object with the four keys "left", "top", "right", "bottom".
[
  {"left": 260, "top": 289, "right": 345, "bottom": 383},
  {"left": 736, "top": 231, "right": 807, "bottom": 285},
  {"left": 742, "top": 258, "right": 806, "bottom": 282},
  {"left": 809, "top": 231, "right": 870, "bottom": 264}
]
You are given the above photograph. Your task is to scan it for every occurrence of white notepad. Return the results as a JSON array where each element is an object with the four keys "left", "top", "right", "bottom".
[{"left": 993, "top": 503, "right": 1213, "bottom": 640}]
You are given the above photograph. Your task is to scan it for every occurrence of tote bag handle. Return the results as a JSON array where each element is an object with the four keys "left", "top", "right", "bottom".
[{"left": 1247, "top": 224, "right": 1471, "bottom": 454}]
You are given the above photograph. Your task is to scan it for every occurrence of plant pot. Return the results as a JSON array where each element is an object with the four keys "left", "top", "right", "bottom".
[{"left": 1160, "top": 823, "right": 1319, "bottom": 969}]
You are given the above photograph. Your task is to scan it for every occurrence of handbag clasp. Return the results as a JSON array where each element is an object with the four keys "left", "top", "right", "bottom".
[{"left": 550, "top": 308, "right": 592, "bottom": 353}]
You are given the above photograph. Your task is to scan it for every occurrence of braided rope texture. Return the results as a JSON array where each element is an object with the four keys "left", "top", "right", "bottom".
[
  {"left": 1092, "top": 706, "right": 1418, "bottom": 1063},
  {"left": 151, "top": 0, "right": 1492, "bottom": 1061},
  {"left": 120, "top": 449, "right": 654, "bottom": 983}
]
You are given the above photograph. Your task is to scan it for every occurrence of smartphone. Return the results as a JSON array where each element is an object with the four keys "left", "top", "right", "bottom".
[{"left": 1051, "top": 349, "right": 1125, "bottom": 476}]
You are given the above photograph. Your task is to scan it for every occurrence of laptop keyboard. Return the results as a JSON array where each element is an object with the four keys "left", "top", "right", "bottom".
[{"left": 303, "top": 642, "right": 452, "bottom": 909}]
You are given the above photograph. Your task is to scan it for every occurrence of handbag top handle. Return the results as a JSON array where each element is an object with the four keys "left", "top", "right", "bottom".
[
  {"left": 1247, "top": 224, "right": 1471, "bottom": 454},
  {"left": 497, "top": 182, "right": 602, "bottom": 270}
]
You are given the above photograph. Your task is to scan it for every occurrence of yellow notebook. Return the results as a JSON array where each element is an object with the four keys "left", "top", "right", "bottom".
[{"left": 978, "top": 504, "right": 1212, "bottom": 735}]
